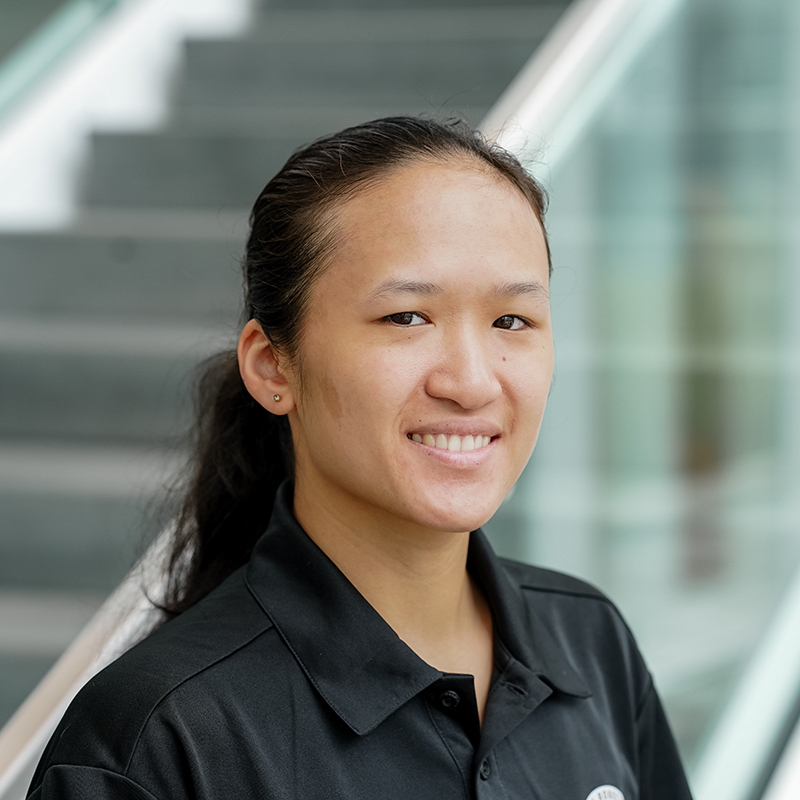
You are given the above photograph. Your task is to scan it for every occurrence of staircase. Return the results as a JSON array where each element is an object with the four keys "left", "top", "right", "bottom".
[{"left": 0, "top": 0, "right": 570, "bottom": 725}]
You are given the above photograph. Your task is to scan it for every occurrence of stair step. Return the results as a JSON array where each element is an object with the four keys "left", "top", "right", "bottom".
[
  {"left": 0, "top": 317, "right": 231, "bottom": 442},
  {"left": 77, "top": 7, "right": 559, "bottom": 211},
  {"left": 0, "top": 232, "right": 243, "bottom": 320},
  {"left": 70, "top": 207, "right": 250, "bottom": 239},
  {"left": 1, "top": 489, "right": 149, "bottom": 591},
  {"left": 0, "top": 443, "right": 179, "bottom": 592},
  {"left": 0, "top": 591, "right": 105, "bottom": 656},
  {"left": 174, "top": 37, "right": 536, "bottom": 112},
  {"left": 0, "top": 441, "right": 182, "bottom": 496},
  {"left": 80, "top": 130, "right": 300, "bottom": 210},
  {"left": 169, "top": 104, "right": 490, "bottom": 138},
  {"left": 0, "top": 653, "right": 59, "bottom": 729},
  {"left": 245, "top": 7, "right": 564, "bottom": 41},
  {"left": 0, "top": 590, "right": 107, "bottom": 725},
  {"left": 260, "top": 0, "right": 562, "bottom": 9}
]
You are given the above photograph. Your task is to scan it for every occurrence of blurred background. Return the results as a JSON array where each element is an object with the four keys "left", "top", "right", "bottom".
[{"left": 1, "top": 0, "right": 799, "bottom": 798}]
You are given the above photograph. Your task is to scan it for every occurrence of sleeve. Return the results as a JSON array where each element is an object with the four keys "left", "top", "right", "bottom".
[
  {"left": 28, "top": 766, "right": 161, "bottom": 800},
  {"left": 636, "top": 683, "right": 695, "bottom": 800}
]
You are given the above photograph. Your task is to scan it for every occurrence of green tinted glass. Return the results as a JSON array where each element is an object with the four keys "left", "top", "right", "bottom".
[{"left": 485, "top": 0, "right": 800, "bottom": 786}]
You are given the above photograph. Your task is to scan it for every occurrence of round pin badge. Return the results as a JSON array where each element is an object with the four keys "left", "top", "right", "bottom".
[{"left": 585, "top": 786, "right": 625, "bottom": 800}]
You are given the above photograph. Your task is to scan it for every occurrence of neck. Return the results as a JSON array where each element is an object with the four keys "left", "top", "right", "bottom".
[{"left": 293, "top": 479, "right": 494, "bottom": 718}]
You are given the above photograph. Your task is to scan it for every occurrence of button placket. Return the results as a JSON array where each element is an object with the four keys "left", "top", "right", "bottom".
[{"left": 426, "top": 674, "right": 481, "bottom": 749}]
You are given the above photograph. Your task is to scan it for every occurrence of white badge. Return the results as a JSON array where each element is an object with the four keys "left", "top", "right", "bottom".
[{"left": 585, "top": 787, "right": 624, "bottom": 800}]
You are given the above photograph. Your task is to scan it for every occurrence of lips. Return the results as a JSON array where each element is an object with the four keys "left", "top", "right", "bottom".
[{"left": 407, "top": 433, "right": 493, "bottom": 452}]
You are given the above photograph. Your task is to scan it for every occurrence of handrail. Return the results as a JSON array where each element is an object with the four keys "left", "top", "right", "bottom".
[
  {"left": 0, "top": 0, "right": 125, "bottom": 125},
  {"left": 481, "top": 0, "right": 686, "bottom": 174},
  {"left": 0, "top": 539, "right": 165, "bottom": 799},
  {"left": 690, "top": 566, "right": 800, "bottom": 800},
  {"left": 762, "top": 703, "right": 800, "bottom": 800}
]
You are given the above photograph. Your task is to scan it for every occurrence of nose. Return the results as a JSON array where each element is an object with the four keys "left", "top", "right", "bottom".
[{"left": 424, "top": 328, "right": 502, "bottom": 410}]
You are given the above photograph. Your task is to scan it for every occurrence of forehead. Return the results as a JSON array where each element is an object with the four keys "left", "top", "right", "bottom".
[
  {"left": 317, "top": 160, "right": 547, "bottom": 296},
  {"left": 336, "top": 159, "right": 538, "bottom": 235}
]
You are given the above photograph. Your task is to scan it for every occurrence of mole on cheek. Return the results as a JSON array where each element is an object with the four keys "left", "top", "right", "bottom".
[{"left": 317, "top": 374, "right": 343, "bottom": 420}]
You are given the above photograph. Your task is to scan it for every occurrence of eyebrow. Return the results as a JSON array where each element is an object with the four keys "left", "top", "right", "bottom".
[
  {"left": 367, "top": 278, "right": 549, "bottom": 302},
  {"left": 494, "top": 280, "right": 549, "bottom": 301},
  {"left": 366, "top": 279, "right": 443, "bottom": 302}
]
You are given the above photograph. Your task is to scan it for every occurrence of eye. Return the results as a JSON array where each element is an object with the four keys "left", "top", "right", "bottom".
[
  {"left": 385, "top": 312, "right": 427, "bottom": 326},
  {"left": 494, "top": 315, "right": 529, "bottom": 331}
]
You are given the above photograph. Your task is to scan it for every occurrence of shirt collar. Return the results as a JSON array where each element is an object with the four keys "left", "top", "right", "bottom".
[
  {"left": 467, "top": 530, "right": 592, "bottom": 699},
  {"left": 245, "top": 482, "right": 589, "bottom": 736}
]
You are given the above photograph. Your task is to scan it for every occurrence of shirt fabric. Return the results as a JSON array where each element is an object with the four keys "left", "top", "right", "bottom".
[{"left": 28, "top": 483, "right": 693, "bottom": 800}]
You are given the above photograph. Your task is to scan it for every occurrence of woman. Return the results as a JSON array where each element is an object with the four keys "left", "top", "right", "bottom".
[{"left": 28, "top": 117, "right": 692, "bottom": 800}]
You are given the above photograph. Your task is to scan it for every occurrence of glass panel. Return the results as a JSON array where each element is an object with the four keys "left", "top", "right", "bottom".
[{"left": 484, "top": 0, "right": 800, "bottom": 779}]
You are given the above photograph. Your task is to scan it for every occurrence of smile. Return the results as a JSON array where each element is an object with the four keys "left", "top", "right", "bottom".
[{"left": 407, "top": 433, "right": 493, "bottom": 451}]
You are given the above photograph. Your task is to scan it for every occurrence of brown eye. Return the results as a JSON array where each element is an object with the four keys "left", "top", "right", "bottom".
[
  {"left": 386, "top": 312, "right": 426, "bottom": 326},
  {"left": 494, "top": 315, "right": 527, "bottom": 331}
]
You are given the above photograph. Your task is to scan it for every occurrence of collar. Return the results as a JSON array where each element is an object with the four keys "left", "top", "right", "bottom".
[
  {"left": 467, "top": 532, "right": 592, "bottom": 700},
  {"left": 245, "top": 482, "right": 590, "bottom": 736}
]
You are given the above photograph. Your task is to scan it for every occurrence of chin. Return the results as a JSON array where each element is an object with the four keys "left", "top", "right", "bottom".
[{"left": 404, "top": 492, "right": 501, "bottom": 534}]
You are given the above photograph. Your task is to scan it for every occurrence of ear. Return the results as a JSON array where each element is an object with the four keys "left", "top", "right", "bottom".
[{"left": 238, "top": 319, "right": 296, "bottom": 415}]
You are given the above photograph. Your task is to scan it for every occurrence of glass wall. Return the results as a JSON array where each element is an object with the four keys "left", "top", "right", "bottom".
[{"left": 484, "top": 0, "right": 800, "bottom": 778}]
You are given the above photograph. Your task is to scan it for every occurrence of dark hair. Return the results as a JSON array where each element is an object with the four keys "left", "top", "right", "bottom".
[{"left": 159, "top": 116, "right": 550, "bottom": 618}]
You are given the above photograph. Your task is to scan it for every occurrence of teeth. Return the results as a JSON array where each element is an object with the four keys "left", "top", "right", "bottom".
[{"left": 412, "top": 433, "right": 493, "bottom": 450}]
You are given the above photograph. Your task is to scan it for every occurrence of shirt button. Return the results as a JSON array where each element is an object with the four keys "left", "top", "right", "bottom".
[
  {"left": 479, "top": 760, "right": 491, "bottom": 781},
  {"left": 439, "top": 690, "right": 460, "bottom": 709}
]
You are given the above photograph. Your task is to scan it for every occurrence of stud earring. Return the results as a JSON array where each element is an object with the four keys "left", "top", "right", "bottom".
[{"left": 273, "top": 394, "right": 281, "bottom": 402}]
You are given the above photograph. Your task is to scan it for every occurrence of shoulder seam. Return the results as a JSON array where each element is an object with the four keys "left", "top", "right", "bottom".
[
  {"left": 123, "top": 622, "right": 274, "bottom": 776},
  {"left": 520, "top": 583, "right": 640, "bottom": 644},
  {"left": 520, "top": 581, "right": 655, "bottom": 717},
  {"left": 519, "top": 584, "right": 615, "bottom": 605},
  {"left": 634, "top": 673, "right": 656, "bottom": 720}
]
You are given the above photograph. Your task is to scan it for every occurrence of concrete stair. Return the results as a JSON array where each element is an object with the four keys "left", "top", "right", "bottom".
[
  {"left": 80, "top": 7, "right": 561, "bottom": 211},
  {"left": 0, "top": 0, "right": 571, "bottom": 724}
]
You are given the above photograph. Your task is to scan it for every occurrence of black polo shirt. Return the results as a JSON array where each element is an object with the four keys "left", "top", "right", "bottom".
[{"left": 29, "top": 483, "right": 693, "bottom": 800}]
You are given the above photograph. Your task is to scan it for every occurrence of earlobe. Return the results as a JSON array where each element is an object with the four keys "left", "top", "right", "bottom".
[{"left": 237, "top": 319, "right": 295, "bottom": 414}]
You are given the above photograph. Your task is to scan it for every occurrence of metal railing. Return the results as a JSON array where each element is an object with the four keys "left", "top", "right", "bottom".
[
  {"left": 0, "top": 542, "right": 164, "bottom": 799},
  {"left": 0, "top": 0, "right": 125, "bottom": 124},
  {"left": 690, "top": 569, "right": 800, "bottom": 800},
  {"left": 481, "top": 0, "right": 686, "bottom": 173}
]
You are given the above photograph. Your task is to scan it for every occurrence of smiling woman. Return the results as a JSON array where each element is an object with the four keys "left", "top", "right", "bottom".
[{"left": 27, "top": 117, "right": 692, "bottom": 800}]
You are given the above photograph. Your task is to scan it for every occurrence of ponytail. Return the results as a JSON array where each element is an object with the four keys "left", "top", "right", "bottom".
[{"left": 159, "top": 351, "right": 291, "bottom": 618}]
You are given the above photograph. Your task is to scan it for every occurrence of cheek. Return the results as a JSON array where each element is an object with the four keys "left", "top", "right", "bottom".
[
  {"left": 302, "top": 343, "right": 410, "bottom": 436},
  {"left": 507, "top": 351, "right": 553, "bottom": 427},
  {"left": 347, "top": 340, "right": 427, "bottom": 398},
  {"left": 314, "top": 373, "right": 344, "bottom": 421}
]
